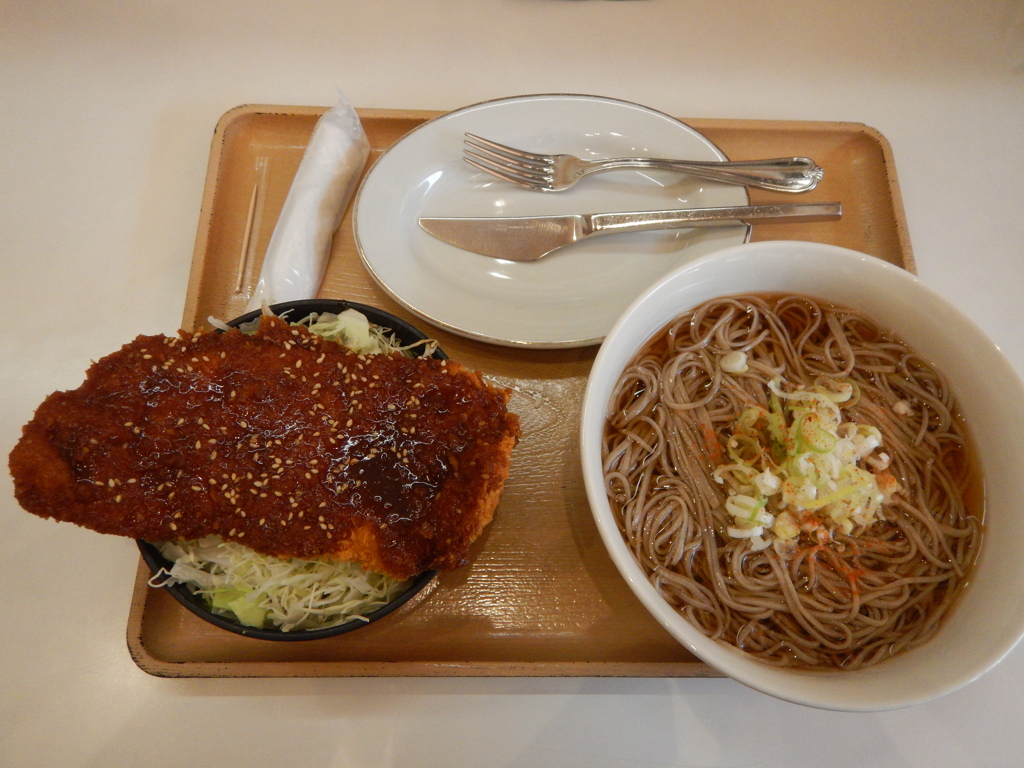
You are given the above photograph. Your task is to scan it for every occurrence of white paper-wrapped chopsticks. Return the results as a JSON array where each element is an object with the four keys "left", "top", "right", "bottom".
[{"left": 246, "top": 92, "right": 370, "bottom": 312}]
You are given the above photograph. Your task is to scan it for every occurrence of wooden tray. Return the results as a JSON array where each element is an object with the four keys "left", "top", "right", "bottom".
[{"left": 127, "top": 104, "right": 913, "bottom": 678}]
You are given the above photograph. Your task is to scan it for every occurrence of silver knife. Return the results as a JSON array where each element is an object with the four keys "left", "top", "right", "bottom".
[{"left": 419, "top": 202, "right": 841, "bottom": 262}]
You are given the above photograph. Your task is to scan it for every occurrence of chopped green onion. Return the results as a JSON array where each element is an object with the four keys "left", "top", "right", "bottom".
[{"left": 715, "top": 376, "right": 897, "bottom": 555}]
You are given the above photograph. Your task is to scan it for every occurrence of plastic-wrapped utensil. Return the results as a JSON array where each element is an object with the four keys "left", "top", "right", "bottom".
[{"left": 246, "top": 92, "right": 370, "bottom": 312}]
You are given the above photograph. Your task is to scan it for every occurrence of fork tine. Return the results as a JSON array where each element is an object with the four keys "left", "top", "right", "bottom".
[
  {"left": 463, "top": 141, "right": 549, "bottom": 173},
  {"left": 463, "top": 148, "right": 550, "bottom": 182},
  {"left": 463, "top": 154, "right": 549, "bottom": 190},
  {"left": 464, "top": 133, "right": 549, "bottom": 165}
]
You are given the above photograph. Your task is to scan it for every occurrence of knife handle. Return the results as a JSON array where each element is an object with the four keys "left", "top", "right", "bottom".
[{"left": 588, "top": 203, "right": 842, "bottom": 234}]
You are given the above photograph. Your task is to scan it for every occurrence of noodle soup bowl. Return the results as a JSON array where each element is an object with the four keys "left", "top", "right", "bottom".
[{"left": 581, "top": 240, "right": 1024, "bottom": 710}]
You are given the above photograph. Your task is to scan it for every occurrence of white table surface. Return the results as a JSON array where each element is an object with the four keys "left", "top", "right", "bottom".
[{"left": 3, "top": 2, "right": 1023, "bottom": 766}]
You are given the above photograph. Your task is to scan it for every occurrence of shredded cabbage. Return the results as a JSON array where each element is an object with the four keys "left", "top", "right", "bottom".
[
  {"left": 148, "top": 308, "right": 434, "bottom": 631},
  {"left": 712, "top": 376, "right": 898, "bottom": 556},
  {"left": 152, "top": 536, "right": 410, "bottom": 631},
  {"left": 234, "top": 307, "right": 437, "bottom": 357},
  {"left": 298, "top": 308, "right": 437, "bottom": 357}
]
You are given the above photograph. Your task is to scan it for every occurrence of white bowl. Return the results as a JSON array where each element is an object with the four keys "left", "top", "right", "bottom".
[{"left": 580, "top": 240, "right": 1024, "bottom": 711}]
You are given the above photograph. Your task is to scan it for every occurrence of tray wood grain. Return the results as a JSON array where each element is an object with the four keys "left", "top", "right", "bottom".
[{"left": 127, "top": 104, "right": 912, "bottom": 677}]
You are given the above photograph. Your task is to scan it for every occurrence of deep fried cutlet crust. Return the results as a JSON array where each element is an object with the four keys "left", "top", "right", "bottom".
[{"left": 9, "top": 316, "right": 520, "bottom": 580}]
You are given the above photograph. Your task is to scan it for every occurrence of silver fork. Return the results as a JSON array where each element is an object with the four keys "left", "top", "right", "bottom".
[{"left": 463, "top": 133, "right": 824, "bottom": 193}]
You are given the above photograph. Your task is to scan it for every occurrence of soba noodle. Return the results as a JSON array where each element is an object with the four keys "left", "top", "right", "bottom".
[{"left": 602, "top": 294, "right": 981, "bottom": 670}]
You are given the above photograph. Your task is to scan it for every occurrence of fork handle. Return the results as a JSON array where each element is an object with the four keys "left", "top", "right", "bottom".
[{"left": 583, "top": 156, "right": 822, "bottom": 193}]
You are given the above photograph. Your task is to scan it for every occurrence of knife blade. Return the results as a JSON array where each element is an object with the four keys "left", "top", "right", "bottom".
[{"left": 419, "top": 202, "right": 841, "bottom": 262}]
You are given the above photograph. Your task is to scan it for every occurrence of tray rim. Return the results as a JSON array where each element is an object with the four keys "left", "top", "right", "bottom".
[{"left": 132, "top": 103, "right": 914, "bottom": 679}]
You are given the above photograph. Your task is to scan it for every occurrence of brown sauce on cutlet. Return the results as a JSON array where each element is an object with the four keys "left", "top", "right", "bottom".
[{"left": 9, "top": 316, "right": 520, "bottom": 579}]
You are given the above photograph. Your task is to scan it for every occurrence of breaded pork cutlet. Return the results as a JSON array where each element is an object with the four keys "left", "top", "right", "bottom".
[{"left": 9, "top": 316, "right": 520, "bottom": 580}]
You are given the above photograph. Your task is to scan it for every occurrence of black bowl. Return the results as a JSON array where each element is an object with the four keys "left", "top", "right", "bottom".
[{"left": 137, "top": 299, "right": 444, "bottom": 641}]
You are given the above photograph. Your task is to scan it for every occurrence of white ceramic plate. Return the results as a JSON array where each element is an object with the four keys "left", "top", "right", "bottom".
[
  {"left": 580, "top": 241, "right": 1024, "bottom": 711},
  {"left": 353, "top": 94, "right": 750, "bottom": 348}
]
